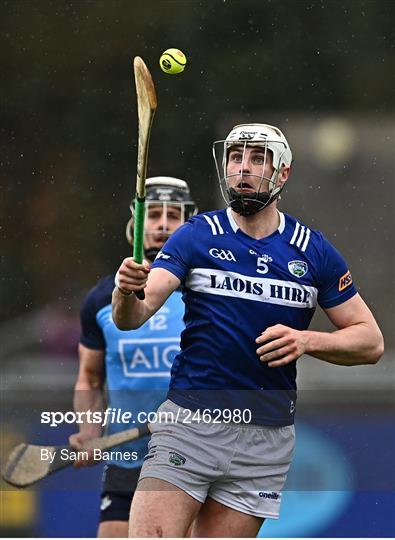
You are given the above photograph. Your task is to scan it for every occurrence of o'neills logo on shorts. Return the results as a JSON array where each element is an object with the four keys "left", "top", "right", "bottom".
[
  {"left": 259, "top": 491, "right": 280, "bottom": 500},
  {"left": 338, "top": 270, "right": 353, "bottom": 291}
]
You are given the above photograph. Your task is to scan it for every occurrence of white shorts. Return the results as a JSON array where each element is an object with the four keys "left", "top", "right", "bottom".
[{"left": 140, "top": 399, "right": 295, "bottom": 519}]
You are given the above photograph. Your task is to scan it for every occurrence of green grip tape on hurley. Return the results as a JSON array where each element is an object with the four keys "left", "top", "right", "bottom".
[
  {"left": 133, "top": 195, "right": 145, "bottom": 263},
  {"left": 133, "top": 195, "right": 145, "bottom": 300}
]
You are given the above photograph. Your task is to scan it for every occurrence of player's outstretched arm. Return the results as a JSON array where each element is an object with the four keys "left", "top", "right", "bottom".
[
  {"left": 112, "top": 264, "right": 180, "bottom": 330},
  {"left": 256, "top": 294, "right": 384, "bottom": 368}
]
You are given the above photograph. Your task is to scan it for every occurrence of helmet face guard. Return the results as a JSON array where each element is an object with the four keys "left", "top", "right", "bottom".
[
  {"left": 213, "top": 123, "right": 292, "bottom": 216},
  {"left": 126, "top": 177, "right": 198, "bottom": 259}
]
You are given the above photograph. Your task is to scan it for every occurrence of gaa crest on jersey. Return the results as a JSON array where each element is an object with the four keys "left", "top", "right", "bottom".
[
  {"left": 288, "top": 260, "right": 308, "bottom": 278},
  {"left": 209, "top": 248, "right": 236, "bottom": 262}
]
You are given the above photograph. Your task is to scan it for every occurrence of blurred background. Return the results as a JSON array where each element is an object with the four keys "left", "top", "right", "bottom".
[{"left": 0, "top": 0, "right": 394, "bottom": 537}]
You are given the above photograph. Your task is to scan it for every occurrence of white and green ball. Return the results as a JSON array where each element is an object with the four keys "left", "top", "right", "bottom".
[{"left": 159, "top": 48, "right": 187, "bottom": 75}]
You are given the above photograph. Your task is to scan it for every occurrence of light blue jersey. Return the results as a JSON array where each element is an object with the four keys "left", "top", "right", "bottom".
[
  {"left": 80, "top": 275, "right": 184, "bottom": 467},
  {"left": 152, "top": 208, "right": 357, "bottom": 426}
]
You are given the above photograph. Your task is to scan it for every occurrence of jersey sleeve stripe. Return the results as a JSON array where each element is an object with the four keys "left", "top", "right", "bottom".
[
  {"left": 290, "top": 222, "right": 311, "bottom": 252},
  {"left": 290, "top": 222, "right": 300, "bottom": 245},
  {"left": 203, "top": 215, "right": 218, "bottom": 235},
  {"left": 301, "top": 228, "right": 311, "bottom": 252},
  {"left": 295, "top": 225, "right": 306, "bottom": 248},
  {"left": 213, "top": 214, "right": 224, "bottom": 235}
]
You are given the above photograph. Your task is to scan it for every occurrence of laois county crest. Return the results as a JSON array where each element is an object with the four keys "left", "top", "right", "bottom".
[{"left": 288, "top": 260, "right": 308, "bottom": 278}]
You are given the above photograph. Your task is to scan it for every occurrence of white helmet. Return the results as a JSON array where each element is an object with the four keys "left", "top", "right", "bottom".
[{"left": 213, "top": 123, "right": 292, "bottom": 215}]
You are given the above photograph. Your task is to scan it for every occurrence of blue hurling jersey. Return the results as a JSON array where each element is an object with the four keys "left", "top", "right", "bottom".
[
  {"left": 80, "top": 275, "right": 184, "bottom": 468},
  {"left": 151, "top": 208, "right": 357, "bottom": 426}
]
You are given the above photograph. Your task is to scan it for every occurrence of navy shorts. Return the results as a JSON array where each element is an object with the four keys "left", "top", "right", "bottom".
[{"left": 99, "top": 465, "right": 142, "bottom": 522}]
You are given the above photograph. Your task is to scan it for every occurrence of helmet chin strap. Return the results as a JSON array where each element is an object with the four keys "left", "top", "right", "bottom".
[{"left": 228, "top": 185, "right": 283, "bottom": 216}]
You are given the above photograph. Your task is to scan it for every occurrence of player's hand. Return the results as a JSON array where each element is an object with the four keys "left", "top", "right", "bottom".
[
  {"left": 69, "top": 432, "right": 99, "bottom": 468},
  {"left": 115, "top": 257, "right": 151, "bottom": 295},
  {"left": 256, "top": 324, "right": 309, "bottom": 367}
]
